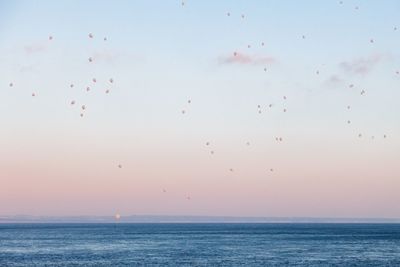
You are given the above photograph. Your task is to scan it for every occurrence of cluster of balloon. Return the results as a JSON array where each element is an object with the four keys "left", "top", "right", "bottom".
[
  {"left": 138, "top": 0, "right": 394, "bottom": 205},
  {"left": 204, "top": 141, "right": 215, "bottom": 155},
  {"left": 56, "top": 33, "right": 117, "bottom": 119},
  {"left": 181, "top": 98, "right": 191, "bottom": 114}
]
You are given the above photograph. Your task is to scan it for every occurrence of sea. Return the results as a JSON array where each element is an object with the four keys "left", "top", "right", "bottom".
[{"left": 1, "top": 223, "right": 400, "bottom": 266}]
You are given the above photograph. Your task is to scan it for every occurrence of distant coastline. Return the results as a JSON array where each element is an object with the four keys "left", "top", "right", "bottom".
[{"left": 1, "top": 215, "right": 400, "bottom": 224}]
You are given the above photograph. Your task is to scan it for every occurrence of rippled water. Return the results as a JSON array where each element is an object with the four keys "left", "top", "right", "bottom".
[{"left": 1, "top": 223, "right": 400, "bottom": 266}]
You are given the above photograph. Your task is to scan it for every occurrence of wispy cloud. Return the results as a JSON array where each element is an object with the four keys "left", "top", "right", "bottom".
[
  {"left": 91, "top": 49, "right": 119, "bottom": 64},
  {"left": 219, "top": 52, "right": 276, "bottom": 65},
  {"left": 24, "top": 43, "right": 47, "bottom": 55},
  {"left": 90, "top": 49, "right": 144, "bottom": 65},
  {"left": 323, "top": 74, "right": 344, "bottom": 87},
  {"left": 339, "top": 54, "right": 384, "bottom": 75},
  {"left": 19, "top": 64, "right": 37, "bottom": 73}
]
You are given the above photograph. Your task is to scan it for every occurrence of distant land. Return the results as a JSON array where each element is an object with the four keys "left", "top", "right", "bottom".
[{"left": 1, "top": 215, "right": 400, "bottom": 223}]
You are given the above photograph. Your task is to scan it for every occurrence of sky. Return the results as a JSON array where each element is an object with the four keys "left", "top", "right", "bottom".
[{"left": 0, "top": 0, "right": 399, "bottom": 218}]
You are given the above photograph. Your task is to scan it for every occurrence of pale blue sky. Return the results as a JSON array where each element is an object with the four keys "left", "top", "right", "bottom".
[{"left": 0, "top": 1, "right": 400, "bottom": 217}]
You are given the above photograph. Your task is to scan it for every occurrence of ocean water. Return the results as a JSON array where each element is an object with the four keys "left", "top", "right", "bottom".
[{"left": 1, "top": 223, "right": 400, "bottom": 266}]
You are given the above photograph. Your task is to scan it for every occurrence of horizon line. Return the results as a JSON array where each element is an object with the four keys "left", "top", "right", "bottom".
[{"left": 1, "top": 215, "right": 400, "bottom": 224}]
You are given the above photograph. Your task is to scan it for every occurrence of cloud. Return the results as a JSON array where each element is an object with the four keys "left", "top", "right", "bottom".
[
  {"left": 24, "top": 43, "right": 47, "bottom": 54},
  {"left": 90, "top": 49, "right": 144, "bottom": 65},
  {"left": 91, "top": 49, "right": 119, "bottom": 64},
  {"left": 339, "top": 54, "right": 384, "bottom": 75},
  {"left": 323, "top": 74, "right": 344, "bottom": 87},
  {"left": 219, "top": 52, "right": 277, "bottom": 65},
  {"left": 19, "top": 64, "right": 37, "bottom": 73}
]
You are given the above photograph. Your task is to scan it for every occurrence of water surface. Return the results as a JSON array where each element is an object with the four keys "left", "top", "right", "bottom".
[{"left": 1, "top": 223, "right": 400, "bottom": 266}]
